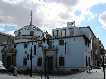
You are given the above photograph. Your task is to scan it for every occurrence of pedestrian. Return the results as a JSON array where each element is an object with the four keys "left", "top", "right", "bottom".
[
  {"left": 13, "top": 66, "right": 17, "bottom": 76},
  {"left": 40, "top": 71, "right": 42, "bottom": 78},
  {"left": 47, "top": 75, "right": 49, "bottom": 79},
  {"left": 8, "top": 65, "right": 14, "bottom": 75}
]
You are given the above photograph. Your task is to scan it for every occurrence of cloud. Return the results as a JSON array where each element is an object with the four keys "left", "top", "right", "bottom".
[
  {"left": 2, "top": 0, "right": 24, "bottom": 4},
  {"left": 0, "top": 0, "right": 30, "bottom": 27},
  {"left": 99, "top": 11, "right": 106, "bottom": 29},
  {"left": 0, "top": 0, "right": 81, "bottom": 26},
  {"left": 74, "top": 0, "right": 106, "bottom": 11},
  {"left": 0, "top": 0, "right": 106, "bottom": 35},
  {"left": 0, "top": 23, "right": 17, "bottom": 31},
  {"left": 6, "top": 30, "right": 15, "bottom": 36},
  {"left": 0, "top": 16, "right": 15, "bottom": 23},
  {"left": 44, "top": 0, "right": 79, "bottom": 6},
  {"left": 73, "top": 0, "right": 106, "bottom": 24},
  {"left": 0, "top": 23, "right": 17, "bottom": 35}
]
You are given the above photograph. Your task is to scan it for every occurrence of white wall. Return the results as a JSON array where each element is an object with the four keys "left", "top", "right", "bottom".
[
  {"left": 16, "top": 42, "right": 38, "bottom": 70},
  {"left": 16, "top": 40, "right": 49, "bottom": 71},
  {"left": 53, "top": 36, "right": 90, "bottom": 69}
]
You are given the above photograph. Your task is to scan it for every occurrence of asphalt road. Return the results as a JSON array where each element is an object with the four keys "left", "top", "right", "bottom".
[{"left": 0, "top": 69, "right": 105, "bottom": 79}]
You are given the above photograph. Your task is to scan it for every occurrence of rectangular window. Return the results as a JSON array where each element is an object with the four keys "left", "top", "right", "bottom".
[
  {"left": 56, "top": 30, "right": 59, "bottom": 37},
  {"left": 59, "top": 39, "right": 64, "bottom": 45},
  {"left": 24, "top": 43, "right": 27, "bottom": 48},
  {"left": 86, "top": 56, "right": 88, "bottom": 66},
  {"left": 69, "top": 28, "right": 74, "bottom": 36},
  {"left": 52, "top": 31, "right": 54, "bottom": 37},
  {"left": 37, "top": 57, "right": 42, "bottom": 66},
  {"left": 63, "top": 29, "right": 66, "bottom": 37},
  {"left": 34, "top": 45, "right": 36, "bottom": 55},
  {"left": 38, "top": 41, "right": 42, "bottom": 47},
  {"left": 59, "top": 57, "right": 64, "bottom": 66},
  {"left": 48, "top": 40, "right": 52, "bottom": 48},
  {"left": 84, "top": 37, "right": 90, "bottom": 47}
]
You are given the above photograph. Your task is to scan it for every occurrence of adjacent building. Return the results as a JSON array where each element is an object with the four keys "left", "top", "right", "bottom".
[
  {"left": 0, "top": 32, "right": 15, "bottom": 67},
  {"left": 47, "top": 22, "right": 93, "bottom": 72}
]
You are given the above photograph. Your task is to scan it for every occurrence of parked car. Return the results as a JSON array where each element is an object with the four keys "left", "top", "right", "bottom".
[
  {"left": 91, "top": 65, "right": 101, "bottom": 69},
  {"left": 0, "top": 61, "right": 6, "bottom": 72},
  {"left": 103, "top": 64, "right": 106, "bottom": 68}
]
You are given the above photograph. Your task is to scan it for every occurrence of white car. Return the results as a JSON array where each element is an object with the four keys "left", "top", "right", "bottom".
[{"left": 0, "top": 61, "right": 6, "bottom": 72}]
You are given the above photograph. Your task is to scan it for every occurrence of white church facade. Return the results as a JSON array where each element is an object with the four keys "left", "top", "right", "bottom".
[{"left": 14, "top": 24, "right": 49, "bottom": 72}]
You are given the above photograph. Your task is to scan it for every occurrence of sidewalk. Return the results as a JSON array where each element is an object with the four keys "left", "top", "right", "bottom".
[
  {"left": 0, "top": 69, "right": 104, "bottom": 79},
  {"left": 31, "top": 69, "right": 104, "bottom": 79}
]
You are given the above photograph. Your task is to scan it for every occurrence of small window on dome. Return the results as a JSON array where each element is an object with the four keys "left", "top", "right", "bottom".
[{"left": 30, "top": 31, "right": 34, "bottom": 36}]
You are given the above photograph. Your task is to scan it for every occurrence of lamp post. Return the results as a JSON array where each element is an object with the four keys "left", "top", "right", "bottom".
[
  {"left": 43, "top": 37, "right": 49, "bottom": 79},
  {"left": 44, "top": 49, "right": 47, "bottom": 79}
]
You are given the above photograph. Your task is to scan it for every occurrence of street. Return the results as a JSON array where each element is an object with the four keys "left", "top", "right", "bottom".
[{"left": 0, "top": 69, "right": 105, "bottom": 79}]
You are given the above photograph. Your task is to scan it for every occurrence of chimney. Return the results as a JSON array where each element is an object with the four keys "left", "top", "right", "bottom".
[{"left": 67, "top": 21, "right": 75, "bottom": 27}]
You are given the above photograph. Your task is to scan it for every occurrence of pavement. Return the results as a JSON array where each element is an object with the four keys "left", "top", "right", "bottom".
[{"left": 0, "top": 69, "right": 105, "bottom": 79}]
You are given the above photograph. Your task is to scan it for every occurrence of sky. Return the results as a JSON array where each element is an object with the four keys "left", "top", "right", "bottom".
[{"left": 0, "top": 0, "right": 106, "bottom": 48}]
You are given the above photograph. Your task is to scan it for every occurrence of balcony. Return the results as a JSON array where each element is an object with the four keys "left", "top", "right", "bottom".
[
  {"left": 15, "top": 35, "right": 37, "bottom": 40},
  {"left": 8, "top": 48, "right": 16, "bottom": 54}
]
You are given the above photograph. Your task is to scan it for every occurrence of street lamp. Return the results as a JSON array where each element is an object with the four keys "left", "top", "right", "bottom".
[{"left": 42, "top": 37, "right": 50, "bottom": 79}]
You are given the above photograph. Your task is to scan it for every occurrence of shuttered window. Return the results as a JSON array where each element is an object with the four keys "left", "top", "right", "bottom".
[
  {"left": 37, "top": 57, "right": 42, "bottom": 66},
  {"left": 59, "top": 57, "right": 64, "bottom": 66},
  {"left": 34, "top": 45, "right": 36, "bottom": 55},
  {"left": 59, "top": 40, "right": 64, "bottom": 45}
]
